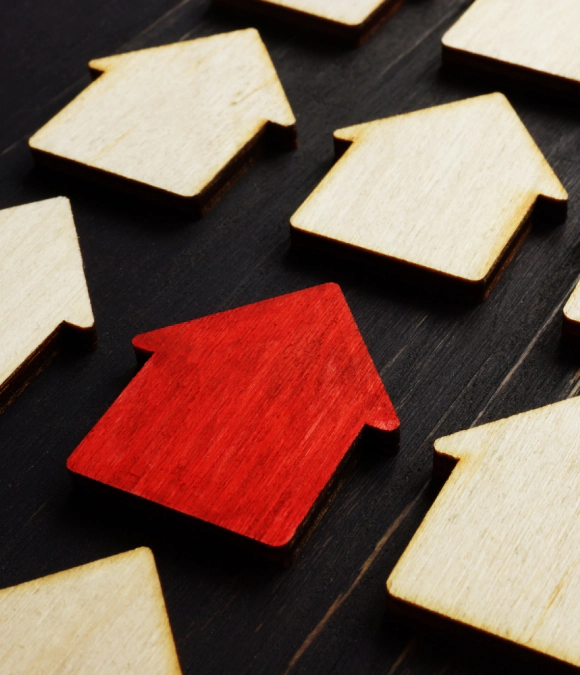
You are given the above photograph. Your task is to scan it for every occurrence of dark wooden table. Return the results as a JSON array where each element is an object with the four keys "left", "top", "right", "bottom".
[{"left": 1, "top": 1, "right": 579, "bottom": 672}]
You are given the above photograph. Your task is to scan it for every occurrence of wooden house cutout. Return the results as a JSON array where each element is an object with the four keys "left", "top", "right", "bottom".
[
  {"left": 443, "top": 0, "right": 580, "bottom": 99},
  {"left": 0, "top": 197, "right": 95, "bottom": 413},
  {"left": 388, "top": 397, "right": 580, "bottom": 670},
  {"left": 0, "top": 548, "right": 181, "bottom": 674},
  {"left": 67, "top": 284, "right": 399, "bottom": 562},
  {"left": 29, "top": 30, "right": 296, "bottom": 215},
  {"left": 290, "top": 94, "right": 567, "bottom": 301}
]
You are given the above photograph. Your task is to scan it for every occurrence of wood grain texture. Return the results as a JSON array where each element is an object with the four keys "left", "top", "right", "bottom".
[
  {"left": 29, "top": 29, "right": 297, "bottom": 215},
  {"left": 213, "top": 0, "right": 407, "bottom": 46},
  {"left": 5, "top": 0, "right": 580, "bottom": 673},
  {"left": 442, "top": 0, "right": 580, "bottom": 99},
  {"left": 291, "top": 93, "right": 567, "bottom": 302},
  {"left": 387, "top": 397, "right": 580, "bottom": 670},
  {"left": 0, "top": 547, "right": 181, "bottom": 674},
  {"left": 67, "top": 284, "right": 399, "bottom": 559},
  {"left": 0, "top": 197, "right": 95, "bottom": 414}
]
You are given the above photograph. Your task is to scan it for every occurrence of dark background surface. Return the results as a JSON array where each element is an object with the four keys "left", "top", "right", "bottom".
[{"left": 1, "top": 0, "right": 579, "bottom": 672}]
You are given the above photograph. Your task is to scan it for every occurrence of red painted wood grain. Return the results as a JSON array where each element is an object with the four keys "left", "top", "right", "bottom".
[{"left": 67, "top": 283, "right": 399, "bottom": 551}]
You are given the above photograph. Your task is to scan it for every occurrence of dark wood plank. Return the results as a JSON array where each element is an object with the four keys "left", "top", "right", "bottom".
[{"left": 0, "top": 0, "right": 579, "bottom": 673}]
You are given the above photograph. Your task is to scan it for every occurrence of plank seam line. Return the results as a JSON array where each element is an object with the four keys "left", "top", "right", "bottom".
[
  {"left": 566, "top": 371, "right": 580, "bottom": 399},
  {"left": 283, "top": 483, "right": 429, "bottom": 674},
  {"left": 395, "top": 323, "right": 461, "bottom": 410},
  {"left": 416, "top": 352, "right": 497, "bottom": 446},
  {"left": 386, "top": 636, "right": 418, "bottom": 675},
  {"left": 120, "top": 0, "right": 195, "bottom": 49},
  {"left": 471, "top": 280, "right": 578, "bottom": 428}
]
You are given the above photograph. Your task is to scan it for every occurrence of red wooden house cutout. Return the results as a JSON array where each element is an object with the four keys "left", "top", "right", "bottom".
[{"left": 67, "top": 284, "right": 399, "bottom": 561}]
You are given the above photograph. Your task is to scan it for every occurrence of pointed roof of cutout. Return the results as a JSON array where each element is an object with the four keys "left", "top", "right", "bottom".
[{"left": 0, "top": 548, "right": 181, "bottom": 674}]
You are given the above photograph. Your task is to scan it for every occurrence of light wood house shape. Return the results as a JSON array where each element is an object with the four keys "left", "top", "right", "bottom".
[
  {"left": 29, "top": 29, "right": 296, "bottom": 215},
  {"left": 290, "top": 93, "right": 567, "bottom": 301},
  {"left": 0, "top": 197, "right": 95, "bottom": 413},
  {"left": 0, "top": 548, "right": 181, "bottom": 674},
  {"left": 442, "top": 0, "right": 580, "bottom": 99},
  {"left": 387, "top": 397, "right": 580, "bottom": 670}
]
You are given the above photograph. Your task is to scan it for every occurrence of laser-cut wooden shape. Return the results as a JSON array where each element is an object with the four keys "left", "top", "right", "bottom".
[
  {"left": 290, "top": 94, "right": 567, "bottom": 301},
  {"left": 67, "top": 284, "right": 399, "bottom": 562},
  {"left": 442, "top": 0, "right": 580, "bottom": 99},
  {"left": 213, "top": 0, "right": 407, "bottom": 46},
  {"left": 0, "top": 548, "right": 181, "bottom": 674},
  {"left": 0, "top": 197, "right": 95, "bottom": 413},
  {"left": 387, "top": 397, "right": 580, "bottom": 670},
  {"left": 562, "top": 280, "right": 580, "bottom": 345},
  {"left": 29, "top": 29, "right": 297, "bottom": 216}
]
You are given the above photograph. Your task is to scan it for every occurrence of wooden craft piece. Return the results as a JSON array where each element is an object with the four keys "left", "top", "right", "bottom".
[
  {"left": 213, "top": 0, "right": 407, "bottom": 46},
  {"left": 442, "top": 0, "right": 580, "bottom": 99},
  {"left": 387, "top": 397, "right": 580, "bottom": 670},
  {"left": 290, "top": 93, "right": 567, "bottom": 302},
  {"left": 0, "top": 548, "right": 181, "bottom": 674},
  {"left": 0, "top": 197, "right": 95, "bottom": 413},
  {"left": 29, "top": 29, "right": 297, "bottom": 216},
  {"left": 562, "top": 280, "right": 580, "bottom": 345},
  {"left": 67, "top": 284, "right": 399, "bottom": 561}
]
